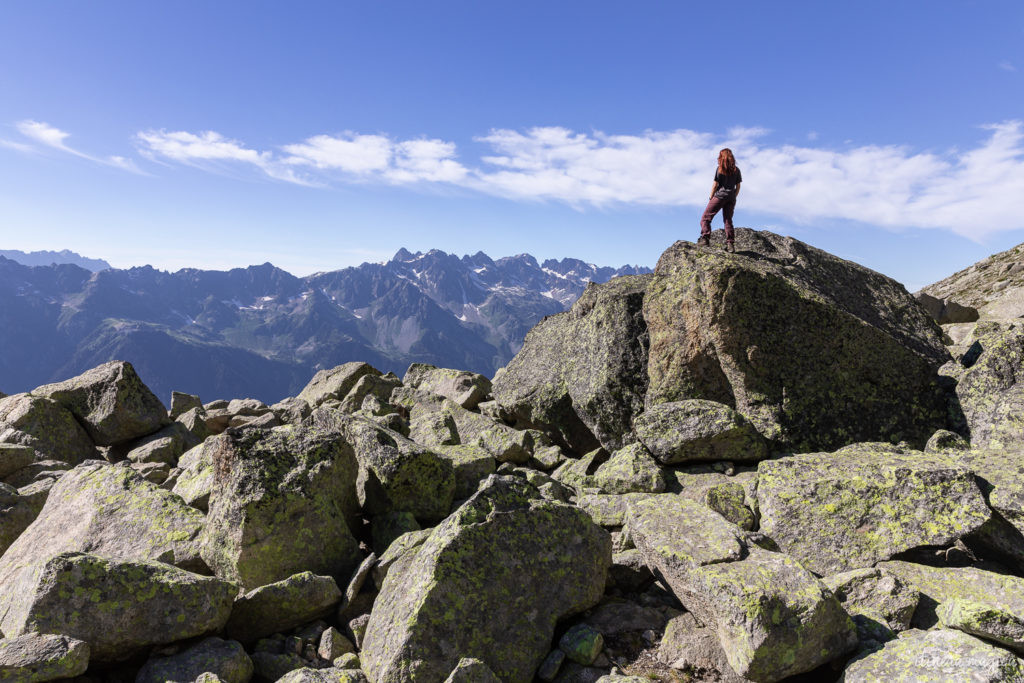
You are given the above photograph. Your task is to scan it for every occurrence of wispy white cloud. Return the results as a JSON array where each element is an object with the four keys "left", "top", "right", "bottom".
[
  {"left": 135, "top": 121, "right": 1024, "bottom": 238},
  {"left": 0, "top": 138, "right": 36, "bottom": 153},
  {"left": 17, "top": 120, "right": 77, "bottom": 152},
  {"left": 999, "top": 61, "right": 1017, "bottom": 72},
  {"left": 5, "top": 120, "right": 144, "bottom": 173},
  {"left": 139, "top": 129, "right": 470, "bottom": 187}
]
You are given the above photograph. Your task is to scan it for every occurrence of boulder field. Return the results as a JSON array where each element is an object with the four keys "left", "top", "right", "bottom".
[{"left": 0, "top": 229, "right": 1022, "bottom": 682}]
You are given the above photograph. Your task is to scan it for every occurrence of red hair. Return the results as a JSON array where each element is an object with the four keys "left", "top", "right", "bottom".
[{"left": 717, "top": 148, "right": 737, "bottom": 175}]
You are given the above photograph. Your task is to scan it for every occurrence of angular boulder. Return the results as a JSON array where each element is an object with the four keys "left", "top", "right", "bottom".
[
  {"left": 0, "top": 552, "right": 235, "bottom": 661},
  {"left": 953, "top": 322, "right": 1024, "bottom": 450},
  {"left": 955, "top": 448, "right": 1024, "bottom": 569},
  {"left": 403, "top": 364, "right": 492, "bottom": 410},
  {"left": 277, "top": 669, "right": 368, "bottom": 683},
  {"left": 431, "top": 444, "right": 497, "bottom": 500},
  {"left": 0, "top": 394, "right": 95, "bottom": 464},
  {"left": 627, "top": 494, "right": 857, "bottom": 681},
  {"left": 393, "top": 388, "right": 537, "bottom": 464},
  {"left": 226, "top": 572, "right": 342, "bottom": 644},
  {"left": 169, "top": 391, "right": 203, "bottom": 419},
  {"left": 311, "top": 409, "right": 455, "bottom": 524},
  {"left": 757, "top": 446, "right": 991, "bottom": 574},
  {"left": 136, "top": 637, "right": 253, "bottom": 683},
  {"left": 31, "top": 361, "right": 168, "bottom": 446},
  {"left": 645, "top": 231, "right": 950, "bottom": 450},
  {"left": 823, "top": 568, "right": 920, "bottom": 643},
  {"left": 339, "top": 374, "right": 402, "bottom": 413},
  {"left": 362, "top": 476, "right": 611, "bottom": 683},
  {"left": 841, "top": 629, "right": 1024, "bottom": 682},
  {"left": 0, "top": 462, "right": 207, "bottom": 619},
  {"left": 632, "top": 400, "right": 767, "bottom": 464},
  {"left": 492, "top": 274, "right": 653, "bottom": 454},
  {"left": 879, "top": 561, "right": 1024, "bottom": 652},
  {"left": 444, "top": 658, "right": 502, "bottom": 683},
  {"left": 299, "top": 362, "right": 382, "bottom": 408},
  {"left": 200, "top": 424, "right": 362, "bottom": 590},
  {"left": 170, "top": 438, "right": 219, "bottom": 511},
  {"left": 592, "top": 443, "right": 665, "bottom": 494},
  {"left": 0, "top": 633, "right": 89, "bottom": 682},
  {"left": 657, "top": 615, "right": 746, "bottom": 683}
]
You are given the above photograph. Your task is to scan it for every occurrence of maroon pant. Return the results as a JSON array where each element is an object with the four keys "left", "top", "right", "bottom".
[{"left": 700, "top": 194, "right": 736, "bottom": 242}]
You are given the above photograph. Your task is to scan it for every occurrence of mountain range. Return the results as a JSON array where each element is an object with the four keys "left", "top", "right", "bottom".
[
  {"left": 0, "top": 249, "right": 111, "bottom": 272},
  {"left": 0, "top": 249, "right": 648, "bottom": 405}
]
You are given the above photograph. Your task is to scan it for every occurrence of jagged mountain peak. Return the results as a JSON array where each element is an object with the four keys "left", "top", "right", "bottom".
[
  {"left": 0, "top": 248, "right": 111, "bottom": 272},
  {"left": 0, "top": 247, "right": 651, "bottom": 403}
]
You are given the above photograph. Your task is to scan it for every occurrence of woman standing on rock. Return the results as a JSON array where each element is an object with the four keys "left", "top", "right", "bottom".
[{"left": 698, "top": 148, "right": 742, "bottom": 252}]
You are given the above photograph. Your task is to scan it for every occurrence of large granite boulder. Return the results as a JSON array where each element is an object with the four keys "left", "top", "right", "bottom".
[
  {"left": 0, "top": 633, "right": 90, "bottom": 682},
  {"left": 0, "top": 552, "right": 235, "bottom": 661},
  {"left": 756, "top": 445, "right": 991, "bottom": 574},
  {"left": 953, "top": 321, "right": 1024, "bottom": 449},
  {"left": 226, "top": 572, "right": 342, "bottom": 643},
  {"left": 403, "top": 364, "right": 492, "bottom": 409},
  {"left": 841, "top": 629, "right": 1024, "bottom": 682},
  {"left": 879, "top": 561, "right": 1024, "bottom": 652},
  {"left": 298, "top": 363, "right": 382, "bottom": 408},
  {"left": 431, "top": 444, "right": 497, "bottom": 500},
  {"left": 170, "top": 438, "right": 220, "bottom": 511},
  {"left": 200, "top": 424, "right": 362, "bottom": 590},
  {"left": 393, "top": 388, "right": 538, "bottom": 464},
  {"left": 361, "top": 476, "right": 611, "bottom": 683},
  {"left": 0, "top": 463, "right": 207, "bottom": 618},
  {"left": 823, "top": 568, "right": 920, "bottom": 643},
  {"left": 310, "top": 409, "right": 455, "bottom": 524},
  {"left": 31, "top": 361, "right": 168, "bottom": 446},
  {"left": 0, "top": 394, "right": 95, "bottom": 464},
  {"left": 644, "top": 230, "right": 950, "bottom": 450},
  {"left": 492, "top": 274, "right": 653, "bottom": 454},
  {"left": 592, "top": 443, "right": 665, "bottom": 494},
  {"left": 136, "top": 637, "right": 253, "bottom": 683},
  {"left": 627, "top": 494, "right": 857, "bottom": 681},
  {"left": 954, "top": 448, "right": 1024, "bottom": 570},
  {"left": 632, "top": 400, "right": 767, "bottom": 464}
]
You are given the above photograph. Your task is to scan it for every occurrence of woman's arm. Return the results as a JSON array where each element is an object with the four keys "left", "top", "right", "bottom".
[
  {"left": 709, "top": 182, "right": 719, "bottom": 199},
  {"left": 734, "top": 182, "right": 740, "bottom": 198}
]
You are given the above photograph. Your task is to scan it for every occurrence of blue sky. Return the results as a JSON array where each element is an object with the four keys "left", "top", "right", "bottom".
[{"left": 1, "top": 1, "right": 1022, "bottom": 290}]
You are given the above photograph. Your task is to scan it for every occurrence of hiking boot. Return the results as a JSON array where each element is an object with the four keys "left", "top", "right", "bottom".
[
  {"left": 726, "top": 241, "right": 736, "bottom": 253},
  {"left": 697, "top": 235, "right": 710, "bottom": 247}
]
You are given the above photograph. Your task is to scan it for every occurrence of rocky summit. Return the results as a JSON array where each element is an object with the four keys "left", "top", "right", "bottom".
[{"left": 1, "top": 227, "right": 1023, "bottom": 683}]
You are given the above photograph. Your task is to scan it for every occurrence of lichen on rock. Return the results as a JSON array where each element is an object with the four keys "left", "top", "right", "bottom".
[
  {"left": 757, "top": 445, "right": 991, "bottom": 574},
  {"left": 361, "top": 475, "right": 611, "bottom": 683},
  {"left": 0, "top": 552, "right": 235, "bottom": 661},
  {"left": 200, "top": 422, "right": 362, "bottom": 590}
]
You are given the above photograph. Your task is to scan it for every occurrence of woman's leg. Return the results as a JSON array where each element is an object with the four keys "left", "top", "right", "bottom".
[
  {"left": 700, "top": 197, "right": 723, "bottom": 238},
  {"left": 722, "top": 197, "right": 736, "bottom": 243}
]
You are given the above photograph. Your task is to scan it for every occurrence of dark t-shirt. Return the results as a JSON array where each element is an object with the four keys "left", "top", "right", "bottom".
[{"left": 714, "top": 168, "right": 742, "bottom": 197}]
